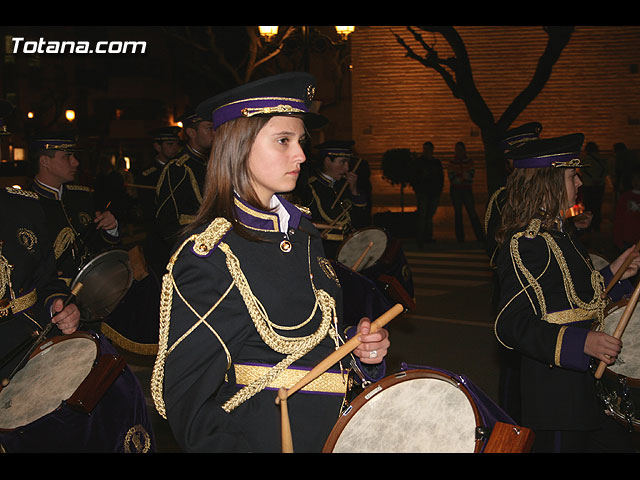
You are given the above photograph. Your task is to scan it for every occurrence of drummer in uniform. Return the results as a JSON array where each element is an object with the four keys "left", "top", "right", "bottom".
[
  {"left": 155, "top": 110, "right": 214, "bottom": 247},
  {"left": 0, "top": 186, "right": 80, "bottom": 380},
  {"left": 485, "top": 122, "right": 543, "bottom": 268},
  {"left": 151, "top": 72, "right": 391, "bottom": 453},
  {"left": 136, "top": 126, "right": 182, "bottom": 278},
  {"left": 302, "top": 140, "right": 369, "bottom": 259},
  {"left": 494, "top": 132, "right": 639, "bottom": 452},
  {"left": 29, "top": 133, "right": 119, "bottom": 284}
]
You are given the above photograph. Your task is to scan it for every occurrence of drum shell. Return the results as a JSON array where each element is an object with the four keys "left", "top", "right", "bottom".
[
  {"left": 323, "top": 366, "right": 516, "bottom": 453},
  {"left": 330, "top": 259, "right": 392, "bottom": 329},
  {"left": 0, "top": 331, "right": 155, "bottom": 452},
  {"left": 337, "top": 228, "right": 414, "bottom": 309}
]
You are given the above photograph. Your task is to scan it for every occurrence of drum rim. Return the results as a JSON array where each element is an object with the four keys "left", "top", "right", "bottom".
[
  {"left": 322, "top": 368, "right": 483, "bottom": 453},
  {"left": 602, "top": 298, "right": 640, "bottom": 383},
  {"left": 336, "top": 227, "right": 389, "bottom": 269},
  {"left": 0, "top": 331, "right": 100, "bottom": 432},
  {"left": 71, "top": 249, "right": 134, "bottom": 321},
  {"left": 71, "top": 249, "right": 133, "bottom": 288}
]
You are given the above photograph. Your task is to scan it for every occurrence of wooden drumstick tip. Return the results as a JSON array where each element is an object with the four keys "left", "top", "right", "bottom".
[
  {"left": 71, "top": 282, "right": 83, "bottom": 296},
  {"left": 1, "top": 377, "right": 8, "bottom": 387},
  {"left": 275, "top": 387, "right": 288, "bottom": 405}
]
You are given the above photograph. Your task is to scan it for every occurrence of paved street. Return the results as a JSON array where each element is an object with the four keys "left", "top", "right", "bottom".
[{"left": 387, "top": 241, "right": 501, "bottom": 401}]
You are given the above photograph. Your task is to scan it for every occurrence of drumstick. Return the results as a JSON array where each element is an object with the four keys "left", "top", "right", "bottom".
[
  {"left": 595, "top": 278, "right": 640, "bottom": 379},
  {"left": 351, "top": 241, "right": 374, "bottom": 271},
  {"left": 602, "top": 240, "right": 640, "bottom": 298},
  {"left": 124, "top": 183, "right": 156, "bottom": 190},
  {"left": 276, "top": 303, "right": 404, "bottom": 404},
  {"left": 1, "top": 282, "right": 83, "bottom": 387},
  {"left": 278, "top": 388, "right": 294, "bottom": 453},
  {"left": 330, "top": 158, "right": 362, "bottom": 210}
]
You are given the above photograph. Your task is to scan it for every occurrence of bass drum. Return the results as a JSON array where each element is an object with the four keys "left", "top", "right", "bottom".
[
  {"left": 323, "top": 367, "right": 521, "bottom": 453},
  {"left": 598, "top": 300, "right": 640, "bottom": 431},
  {"left": 0, "top": 331, "right": 155, "bottom": 452},
  {"left": 71, "top": 249, "right": 133, "bottom": 322},
  {"left": 337, "top": 227, "right": 415, "bottom": 311}
]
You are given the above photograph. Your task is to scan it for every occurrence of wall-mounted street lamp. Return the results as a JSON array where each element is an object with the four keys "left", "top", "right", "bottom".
[
  {"left": 258, "top": 26, "right": 355, "bottom": 72},
  {"left": 65, "top": 109, "right": 75, "bottom": 122}
]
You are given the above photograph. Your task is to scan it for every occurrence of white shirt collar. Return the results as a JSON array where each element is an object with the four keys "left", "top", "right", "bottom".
[{"left": 269, "top": 195, "right": 290, "bottom": 234}]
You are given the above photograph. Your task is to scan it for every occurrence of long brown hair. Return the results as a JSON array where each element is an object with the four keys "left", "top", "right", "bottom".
[
  {"left": 496, "top": 166, "right": 568, "bottom": 245},
  {"left": 183, "top": 115, "right": 271, "bottom": 240}
]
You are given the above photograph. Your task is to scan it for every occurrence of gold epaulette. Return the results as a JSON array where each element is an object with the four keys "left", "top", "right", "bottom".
[
  {"left": 524, "top": 218, "right": 542, "bottom": 239},
  {"left": 142, "top": 166, "right": 158, "bottom": 176},
  {"left": 5, "top": 186, "right": 38, "bottom": 199},
  {"left": 65, "top": 184, "right": 93, "bottom": 193},
  {"left": 190, "top": 217, "right": 233, "bottom": 258},
  {"left": 174, "top": 153, "right": 190, "bottom": 167},
  {"left": 295, "top": 204, "right": 312, "bottom": 216}
]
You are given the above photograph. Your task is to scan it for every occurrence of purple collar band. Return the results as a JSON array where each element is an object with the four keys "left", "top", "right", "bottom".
[{"left": 213, "top": 97, "right": 308, "bottom": 129}]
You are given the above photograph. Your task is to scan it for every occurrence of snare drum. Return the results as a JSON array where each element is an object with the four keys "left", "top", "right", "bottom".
[
  {"left": 71, "top": 249, "right": 133, "bottom": 321},
  {"left": 323, "top": 367, "right": 519, "bottom": 453},
  {"left": 0, "top": 331, "right": 155, "bottom": 452},
  {"left": 337, "top": 227, "right": 415, "bottom": 310},
  {"left": 598, "top": 301, "right": 640, "bottom": 431},
  {"left": 329, "top": 259, "right": 392, "bottom": 328}
]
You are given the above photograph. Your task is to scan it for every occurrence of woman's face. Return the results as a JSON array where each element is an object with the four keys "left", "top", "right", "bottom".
[
  {"left": 247, "top": 115, "right": 307, "bottom": 206},
  {"left": 564, "top": 168, "right": 582, "bottom": 208}
]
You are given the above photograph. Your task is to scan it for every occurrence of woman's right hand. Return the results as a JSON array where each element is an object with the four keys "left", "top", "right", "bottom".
[{"left": 584, "top": 331, "right": 622, "bottom": 364}]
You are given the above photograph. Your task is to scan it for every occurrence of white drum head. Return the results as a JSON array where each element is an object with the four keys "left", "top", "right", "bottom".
[
  {"left": 337, "top": 229, "right": 388, "bottom": 272},
  {"left": 327, "top": 374, "right": 479, "bottom": 453},
  {"left": 589, "top": 253, "right": 610, "bottom": 271},
  {"left": 603, "top": 304, "right": 640, "bottom": 380},
  {"left": 0, "top": 336, "right": 98, "bottom": 430}
]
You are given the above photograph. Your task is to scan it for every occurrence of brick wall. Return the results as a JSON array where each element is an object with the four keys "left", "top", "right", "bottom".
[{"left": 349, "top": 26, "right": 640, "bottom": 212}]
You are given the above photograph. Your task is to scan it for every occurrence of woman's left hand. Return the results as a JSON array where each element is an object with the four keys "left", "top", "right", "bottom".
[
  {"left": 609, "top": 245, "right": 640, "bottom": 280},
  {"left": 353, "top": 318, "right": 390, "bottom": 364}
]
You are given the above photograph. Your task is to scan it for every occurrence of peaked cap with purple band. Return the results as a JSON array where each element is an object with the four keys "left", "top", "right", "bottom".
[
  {"left": 196, "top": 72, "right": 327, "bottom": 130},
  {"left": 500, "top": 122, "right": 542, "bottom": 152},
  {"left": 315, "top": 140, "right": 356, "bottom": 158},
  {"left": 196, "top": 72, "right": 327, "bottom": 129},
  {"left": 508, "top": 133, "right": 586, "bottom": 169}
]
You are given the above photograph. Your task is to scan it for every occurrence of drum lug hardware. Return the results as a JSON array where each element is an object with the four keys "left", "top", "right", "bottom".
[
  {"left": 475, "top": 426, "right": 490, "bottom": 441},
  {"left": 364, "top": 385, "right": 382, "bottom": 400}
]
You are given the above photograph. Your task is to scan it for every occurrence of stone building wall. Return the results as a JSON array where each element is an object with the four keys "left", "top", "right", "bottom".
[{"left": 349, "top": 26, "right": 640, "bottom": 212}]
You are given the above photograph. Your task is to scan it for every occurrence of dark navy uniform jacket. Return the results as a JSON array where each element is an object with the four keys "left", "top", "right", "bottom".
[
  {"left": 155, "top": 144, "right": 208, "bottom": 245},
  {"left": 31, "top": 178, "right": 119, "bottom": 283},
  {"left": 495, "top": 219, "right": 631, "bottom": 431},
  {"left": 153, "top": 194, "right": 384, "bottom": 452},
  {"left": 0, "top": 187, "right": 69, "bottom": 379}
]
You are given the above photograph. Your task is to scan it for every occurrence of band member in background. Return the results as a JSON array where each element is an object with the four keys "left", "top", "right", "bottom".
[
  {"left": 137, "top": 126, "right": 182, "bottom": 278},
  {"left": 0, "top": 185, "right": 80, "bottom": 380},
  {"left": 30, "top": 133, "right": 119, "bottom": 284},
  {"left": 494, "top": 132, "right": 639, "bottom": 453},
  {"left": 301, "top": 140, "right": 369, "bottom": 259},
  {"left": 155, "top": 111, "right": 214, "bottom": 247},
  {"left": 151, "top": 72, "right": 390, "bottom": 453}
]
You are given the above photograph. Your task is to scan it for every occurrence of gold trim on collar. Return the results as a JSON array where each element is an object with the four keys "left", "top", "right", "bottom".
[{"left": 233, "top": 197, "right": 279, "bottom": 232}]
